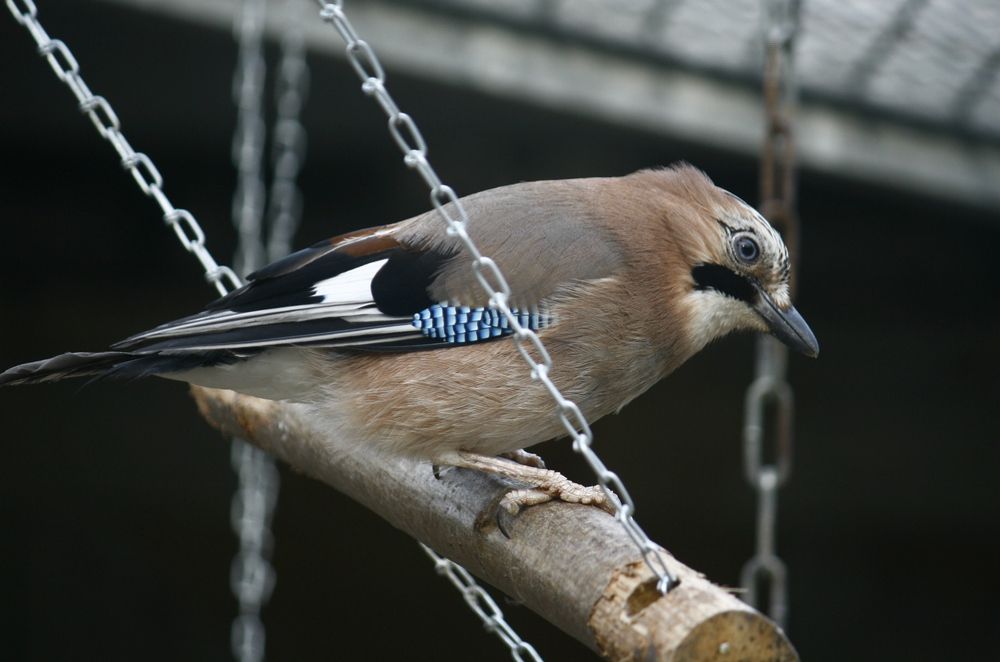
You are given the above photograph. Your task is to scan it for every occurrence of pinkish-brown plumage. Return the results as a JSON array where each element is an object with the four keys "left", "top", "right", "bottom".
[{"left": 0, "top": 164, "right": 817, "bottom": 506}]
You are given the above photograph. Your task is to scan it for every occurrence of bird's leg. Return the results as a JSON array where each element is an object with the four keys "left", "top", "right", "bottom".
[
  {"left": 498, "top": 448, "right": 546, "bottom": 469},
  {"left": 448, "top": 451, "right": 615, "bottom": 517}
]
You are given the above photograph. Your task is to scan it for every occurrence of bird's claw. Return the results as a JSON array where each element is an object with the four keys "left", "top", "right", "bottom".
[
  {"left": 432, "top": 464, "right": 456, "bottom": 480},
  {"left": 454, "top": 451, "right": 616, "bottom": 537},
  {"left": 498, "top": 449, "right": 547, "bottom": 469},
  {"left": 478, "top": 483, "right": 616, "bottom": 538},
  {"left": 500, "top": 484, "right": 616, "bottom": 517}
]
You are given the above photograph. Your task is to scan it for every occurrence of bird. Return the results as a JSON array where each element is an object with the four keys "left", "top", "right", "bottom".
[{"left": 0, "top": 164, "right": 817, "bottom": 515}]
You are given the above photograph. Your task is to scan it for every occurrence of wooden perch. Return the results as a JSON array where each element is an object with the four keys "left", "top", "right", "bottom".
[{"left": 192, "top": 386, "right": 798, "bottom": 661}]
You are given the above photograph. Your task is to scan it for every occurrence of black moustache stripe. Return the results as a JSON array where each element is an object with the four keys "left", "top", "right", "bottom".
[{"left": 691, "top": 264, "right": 756, "bottom": 304}]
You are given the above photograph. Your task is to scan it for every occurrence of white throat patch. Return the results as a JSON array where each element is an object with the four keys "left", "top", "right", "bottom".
[{"left": 683, "top": 289, "right": 762, "bottom": 352}]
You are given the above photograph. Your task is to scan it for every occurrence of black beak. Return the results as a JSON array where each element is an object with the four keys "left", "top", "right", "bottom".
[{"left": 753, "top": 285, "right": 819, "bottom": 358}]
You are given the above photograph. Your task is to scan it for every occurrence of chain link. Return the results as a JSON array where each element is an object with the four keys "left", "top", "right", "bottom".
[
  {"left": 229, "top": 2, "right": 280, "bottom": 661},
  {"left": 419, "top": 544, "right": 543, "bottom": 662},
  {"left": 5, "top": 0, "right": 241, "bottom": 296},
  {"left": 740, "top": 0, "right": 801, "bottom": 630},
  {"left": 313, "top": 0, "right": 678, "bottom": 598}
]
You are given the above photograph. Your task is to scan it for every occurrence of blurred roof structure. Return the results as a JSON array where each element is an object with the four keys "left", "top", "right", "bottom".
[{"left": 109, "top": 0, "right": 1000, "bottom": 209}]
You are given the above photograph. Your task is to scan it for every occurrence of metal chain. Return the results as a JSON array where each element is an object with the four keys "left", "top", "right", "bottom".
[
  {"left": 266, "top": 0, "right": 309, "bottom": 263},
  {"left": 3, "top": 0, "right": 285, "bottom": 651},
  {"left": 230, "top": 2, "right": 280, "bottom": 661},
  {"left": 4, "top": 0, "right": 241, "bottom": 297},
  {"left": 740, "top": 0, "right": 801, "bottom": 630},
  {"left": 230, "top": 440, "right": 280, "bottom": 662},
  {"left": 9, "top": 2, "right": 701, "bottom": 659},
  {"left": 420, "top": 544, "right": 543, "bottom": 662},
  {"left": 6, "top": 3, "right": 548, "bottom": 658},
  {"left": 313, "top": 0, "right": 678, "bottom": 597},
  {"left": 232, "top": 0, "right": 269, "bottom": 277}
]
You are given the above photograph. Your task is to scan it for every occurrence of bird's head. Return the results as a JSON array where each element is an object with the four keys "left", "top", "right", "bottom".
[
  {"left": 680, "top": 177, "right": 818, "bottom": 358},
  {"left": 632, "top": 165, "right": 819, "bottom": 358}
]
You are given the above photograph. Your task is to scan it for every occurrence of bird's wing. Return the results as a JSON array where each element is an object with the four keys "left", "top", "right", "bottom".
[
  {"left": 111, "top": 225, "right": 440, "bottom": 353},
  {"left": 114, "top": 179, "right": 625, "bottom": 355}
]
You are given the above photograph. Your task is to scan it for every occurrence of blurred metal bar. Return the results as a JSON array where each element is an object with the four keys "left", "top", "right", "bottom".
[
  {"left": 845, "top": 0, "right": 930, "bottom": 93},
  {"left": 100, "top": 0, "right": 1000, "bottom": 211},
  {"left": 535, "top": 0, "right": 558, "bottom": 26},
  {"left": 641, "top": 0, "right": 685, "bottom": 45},
  {"left": 952, "top": 46, "right": 1000, "bottom": 124}
]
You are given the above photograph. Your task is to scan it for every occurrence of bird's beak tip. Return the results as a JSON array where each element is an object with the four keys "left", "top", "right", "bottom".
[
  {"left": 774, "top": 304, "right": 819, "bottom": 358},
  {"left": 778, "top": 306, "right": 819, "bottom": 358},
  {"left": 752, "top": 287, "right": 819, "bottom": 358},
  {"left": 793, "top": 310, "right": 820, "bottom": 358}
]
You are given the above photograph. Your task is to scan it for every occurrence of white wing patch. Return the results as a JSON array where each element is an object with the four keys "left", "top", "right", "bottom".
[{"left": 313, "top": 258, "right": 388, "bottom": 304}]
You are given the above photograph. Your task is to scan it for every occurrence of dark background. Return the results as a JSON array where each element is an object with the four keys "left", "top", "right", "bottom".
[{"left": 1, "top": 3, "right": 997, "bottom": 661}]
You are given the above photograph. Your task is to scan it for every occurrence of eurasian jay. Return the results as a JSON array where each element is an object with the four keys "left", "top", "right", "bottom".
[{"left": 0, "top": 164, "right": 817, "bottom": 511}]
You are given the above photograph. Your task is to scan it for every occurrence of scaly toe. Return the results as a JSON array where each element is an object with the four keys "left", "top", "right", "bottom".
[
  {"left": 500, "top": 488, "right": 553, "bottom": 516},
  {"left": 499, "top": 449, "right": 547, "bottom": 469}
]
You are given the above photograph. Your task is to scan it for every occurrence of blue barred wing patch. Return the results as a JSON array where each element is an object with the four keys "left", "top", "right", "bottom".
[{"left": 412, "top": 305, "right": 548, "bottom": 344}]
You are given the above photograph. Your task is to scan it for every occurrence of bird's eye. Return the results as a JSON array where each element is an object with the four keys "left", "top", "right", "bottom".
[{"left": 734, "top": 235, "right": 760, "bottom": 264}]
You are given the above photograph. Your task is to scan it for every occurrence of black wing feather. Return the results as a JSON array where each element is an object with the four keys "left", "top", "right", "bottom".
[{"left": 115, "top": 229, "right": 456, "bottom": 354}]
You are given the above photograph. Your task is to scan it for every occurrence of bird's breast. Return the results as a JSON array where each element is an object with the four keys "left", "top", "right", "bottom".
[{"left": 318, "top": 278, "right": 688, "bottom": 461}]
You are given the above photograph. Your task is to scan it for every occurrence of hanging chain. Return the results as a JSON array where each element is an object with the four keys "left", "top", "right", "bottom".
[
  {"left": 229, "top": 2, "right": 280, "bottom": 662},
  {"left": 232, "top": 0, "right": 269, "bottom": 277},
  {"left": 758, "top": 0, "right": 801, "bottom": 285},
  {"left": 266, "top": 0, "right": 309, "bottom": 263},
  {"left": 740, "top": 0, "right": 801, "bottom": 630},
  {"left": 8, "top": 3, "right": 680, "bottom": 657},
  {"left": 3, "top": 0, "right": 286, "bottom": 651},
  {"left": 230, "top": 440, "right": 280, "bottom": 662},
  {"left": 420, "top": 544, "right": 543, "bottom": 662},
  {"left": 313, "top": 0, "right": 678, "bottom": 596},
  {"left": 5, "top": 0, "right": 241, "bottom": 297}
]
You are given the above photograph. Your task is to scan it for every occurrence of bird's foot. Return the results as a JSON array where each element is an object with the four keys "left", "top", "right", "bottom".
[
  {"left": 498, "top": 448, "right": 546, "bottom": 469},
  {"left": 446, "top": 451, "right": 615, "bottom": 535},
  {"left": 497, "top": 481, "right": 613, "bottom": 517}
]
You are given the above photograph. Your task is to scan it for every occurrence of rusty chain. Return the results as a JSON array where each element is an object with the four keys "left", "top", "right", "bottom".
[{"left": 740, "top": 0, "right": 802, "bottom": 630}]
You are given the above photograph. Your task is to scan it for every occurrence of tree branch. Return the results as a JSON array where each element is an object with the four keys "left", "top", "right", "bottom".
[{"left": 191, "top": 386, "right": 798, "bottom": 661}]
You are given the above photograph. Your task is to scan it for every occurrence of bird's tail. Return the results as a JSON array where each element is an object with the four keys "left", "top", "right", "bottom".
[{"left": 0, "top": 351, "right": 227, "bottom": 386}]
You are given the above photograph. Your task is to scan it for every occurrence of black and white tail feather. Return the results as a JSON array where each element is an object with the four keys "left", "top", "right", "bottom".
[{"left": 0, "top": 225, "right": 545, "bottom": 388}]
